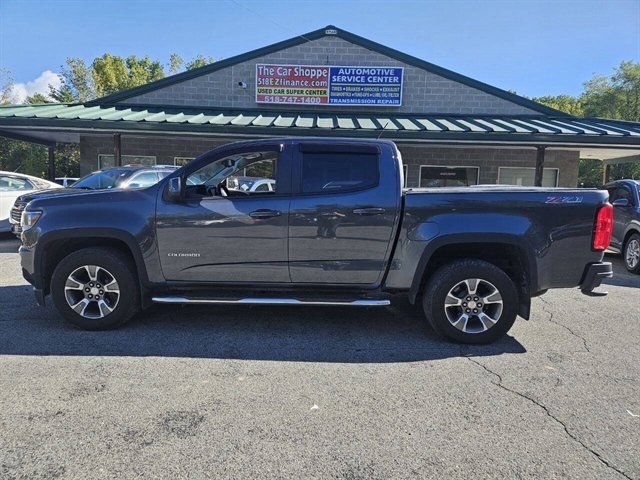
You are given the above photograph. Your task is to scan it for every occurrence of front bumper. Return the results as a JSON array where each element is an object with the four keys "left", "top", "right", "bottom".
[
  {"left": 19, "top": 244, "right": 45, "bottom": 306},
  {"left": 580, "top": 262, "right": 613, "bottom": 296}
]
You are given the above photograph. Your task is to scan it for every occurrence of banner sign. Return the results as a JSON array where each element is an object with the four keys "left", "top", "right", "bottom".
[{"left": 255, "top": 64, "right": 403, "bottom": 106}]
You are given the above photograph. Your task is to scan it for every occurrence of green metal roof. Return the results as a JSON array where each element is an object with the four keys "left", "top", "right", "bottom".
[{"left": 1, "top": 103, "right": 640, "bottom": 148}]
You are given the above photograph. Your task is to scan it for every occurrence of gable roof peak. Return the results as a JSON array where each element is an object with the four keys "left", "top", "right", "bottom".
[{"left": 86, "top": 25, "right": 563, "bottom": 116}]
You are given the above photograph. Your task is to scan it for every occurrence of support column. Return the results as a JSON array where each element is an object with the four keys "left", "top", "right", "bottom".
[
  {"left": 603, "top": 163, "right": 611, "bottom": 184},
  {"left": 113, "top": 133, "right": 122, "bottom": 166},
  {"left": 534, "top": 146, "right": 546, "bottom": 187},
  {"left": 47, "top": 145, "right": 56, "bottom": 181}
]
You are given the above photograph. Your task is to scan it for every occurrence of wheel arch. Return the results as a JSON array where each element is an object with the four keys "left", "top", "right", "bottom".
[
  {"left": 408, "top": 234, "right": 535, "bottom": 319},
  {"left": 38, "top": 228, "right": 148, "bottom": 297},
  {"left": 623, "top": 225, "right": 640, "bottom": 247}
]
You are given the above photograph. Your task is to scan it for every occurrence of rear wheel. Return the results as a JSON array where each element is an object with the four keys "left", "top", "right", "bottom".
[
  {"left": 422, "top": 259, "right": 519, "bottom": 344},
  {"left": 51, "top": 247, "right": 140, "bottom": 330},
  {"left": 623, "top": 233, "right": 640, "bottom": 274}
]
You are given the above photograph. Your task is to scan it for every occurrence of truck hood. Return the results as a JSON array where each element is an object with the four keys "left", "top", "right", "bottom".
[{"left": 17, "top": 188, "right": 113, "bottom": 204}]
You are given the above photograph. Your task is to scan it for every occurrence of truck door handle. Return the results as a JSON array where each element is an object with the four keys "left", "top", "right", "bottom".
[
  {"left": 352, "top": 207, "right": 385, "bottom": 216},
  {"left": 249, "top": 209, "right": 281, "bottom": 219}
]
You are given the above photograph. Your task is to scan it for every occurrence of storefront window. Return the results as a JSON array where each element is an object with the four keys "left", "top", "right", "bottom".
[
  {"left": 174, "top": 157, "right": 194, "bottom": 166},
  {"left": 419, "top": 166, "right": 479, "bottom": 187},
  {"left": 498, "top": 167, "right": 558, "bottom": 187},
  {"left": 98, "top": 154, "right": 156, "bottom": 169}
]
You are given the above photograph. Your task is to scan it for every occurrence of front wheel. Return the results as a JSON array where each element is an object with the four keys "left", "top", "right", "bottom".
[
  {"left": 51, "top": 247, "right": 140, "bottom": 330},
  {"left": 623, "top": 233, "right": 640, "bottom": 274},
  {"left": 422, "top": 259, "right": 519, "bottom": 344}
]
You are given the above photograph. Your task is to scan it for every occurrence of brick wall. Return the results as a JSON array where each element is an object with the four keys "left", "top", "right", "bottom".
[
  {"left": 398, "top": 145, "right": 579, "bottom": 188},
  {"left": 79, "top": 134, "right": 579, "bottom": 187},
  {"left": 123, "top": 36, "right": 538, "bottom": 115}
]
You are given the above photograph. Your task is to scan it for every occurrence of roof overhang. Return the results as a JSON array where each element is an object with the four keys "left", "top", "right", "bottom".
[{"left": 1, "top": 103, "right": 640, "bottom": 160}]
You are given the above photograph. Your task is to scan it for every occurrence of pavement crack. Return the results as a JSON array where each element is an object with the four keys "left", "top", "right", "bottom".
[
  {"left": 539, "top": 297, "right": 590, "bottom": 353},
  {"left": 465, "top": 356, "right": 631, "bottom": 480}
]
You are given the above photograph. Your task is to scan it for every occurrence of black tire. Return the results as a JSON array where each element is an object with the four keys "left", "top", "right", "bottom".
[
  {"left": 623, "top": 233, "right": 640, "bottom": 274},
  {"left": 50, "top": 247, "right": 140, "bottom": 330},
  {"left": 422, "top": 259, "right": 519, "bottom": 344}
]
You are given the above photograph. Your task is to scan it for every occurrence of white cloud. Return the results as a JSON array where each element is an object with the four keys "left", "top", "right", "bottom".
[{"left": 8, "top": 70, "right": 62, "bottom": 104}]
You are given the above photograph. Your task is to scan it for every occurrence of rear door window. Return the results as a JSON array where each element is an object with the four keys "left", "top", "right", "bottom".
[{"left": 301, "top": 152, "right": 379, "bottom": 194}]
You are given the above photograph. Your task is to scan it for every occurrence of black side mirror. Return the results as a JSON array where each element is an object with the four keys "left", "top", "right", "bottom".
[
  {"left": 612, "top": 198, "right": 629, "bottom": 207},
  {"left": 167, "top": 176, "right": 183, "bottom": 202}
]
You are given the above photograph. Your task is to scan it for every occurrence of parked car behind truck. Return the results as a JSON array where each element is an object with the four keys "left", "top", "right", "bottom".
[
  {"left": 17, "top": 138, "right": 613, "bottom": 344},
  {"left": 10, "top": 164, "right": 178, "bottom": 236},
  {"left": 0, "top": 171, "right": 58, "bottom": 232},
  {"left": 604, "top": 179, "right": 640, "bottom": 273}
]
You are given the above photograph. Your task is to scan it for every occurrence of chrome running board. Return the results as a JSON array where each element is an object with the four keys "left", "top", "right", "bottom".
[{"left": 152, "top": 296, "right": 390, "bottom": 306}]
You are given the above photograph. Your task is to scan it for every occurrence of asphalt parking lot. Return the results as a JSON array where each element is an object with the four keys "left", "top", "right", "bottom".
[{"left": 0, "top": 233, "right": 638, "bottom": 480}]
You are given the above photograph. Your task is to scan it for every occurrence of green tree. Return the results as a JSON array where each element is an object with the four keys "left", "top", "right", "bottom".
[
  {"left": 532, "top": 94, "right": 584, "bottom": 116},
  {"left": 26, "top": 92, "right": 50, "bottom": 104},
  {"left": 0, "top": 68, "right": 13, "bottom": 104},
  {"left": 581, "top": 61, "right": 640, "bottom": 122},
  {"left": 52, "top": 58, "right": 94, "bottom": 102},
  {"left": 185, "top": 54, "right": 214, "bottom": 71},
  {"left": 168, "top": 53, "right": 184, "bottom": 74},
  {"left": 91, "top": 54, "right": 165, "bottom": 97},
  {"left": 581, "top": 61, "right": 640, "bottom": 181}
]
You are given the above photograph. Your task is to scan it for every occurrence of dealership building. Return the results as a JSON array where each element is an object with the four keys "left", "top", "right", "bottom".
[{"left": 1, "top": 25, "right": 639, "bottom": 186}]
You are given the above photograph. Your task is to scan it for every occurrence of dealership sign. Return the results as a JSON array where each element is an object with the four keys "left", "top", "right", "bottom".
[{"left": 256, "top": 64, "right": 403, "bottom": 106}]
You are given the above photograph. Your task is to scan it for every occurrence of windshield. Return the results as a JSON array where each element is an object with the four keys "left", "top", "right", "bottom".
[{"left": 71, "top": 169, "right": 133, "bottom": 190}]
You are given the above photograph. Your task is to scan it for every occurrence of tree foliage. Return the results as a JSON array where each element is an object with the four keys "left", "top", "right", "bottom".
[
  {"left": 1, "top": 53, "right": 214, "bottom": 177},
  {"left": 532, "top": 94, "right": 584, "bottom": 116},
  {"left": 533, "top": 61, "right": 640, "bottom": 183},
  {"left": 91, "top": 54, "right": 164, "bottom": 97}
]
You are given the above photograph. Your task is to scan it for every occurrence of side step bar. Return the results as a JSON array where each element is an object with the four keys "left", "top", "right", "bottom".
[{"left": 152, "top": 296, "right": 390, "bottom": 307}]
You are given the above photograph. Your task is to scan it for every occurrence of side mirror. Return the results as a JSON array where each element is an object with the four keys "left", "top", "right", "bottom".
[
  {"left": 612, "top": 198, "right": 629, "bottom": 207},
  {"left": 167, "top": 176, "right": 183, "bottom": 202}
]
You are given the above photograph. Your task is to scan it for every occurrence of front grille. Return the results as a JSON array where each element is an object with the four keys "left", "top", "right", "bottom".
[{"left": 10, "top": 201, "right": 26, "bottom": 224}]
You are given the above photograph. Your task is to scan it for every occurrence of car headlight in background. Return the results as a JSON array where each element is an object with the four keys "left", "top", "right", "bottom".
[{"left": 21, "top": 210, "right": 42, "bottom": 230}]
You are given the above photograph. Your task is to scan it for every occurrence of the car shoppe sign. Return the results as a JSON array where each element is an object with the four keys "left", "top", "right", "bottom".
[{"left": 256, "top": 64, "right": 403, "bottom": 106}]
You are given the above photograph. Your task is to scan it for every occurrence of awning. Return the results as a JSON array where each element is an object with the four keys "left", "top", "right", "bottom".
[{"left": 1, "top": 103, "right": 640, "bottom": 153}]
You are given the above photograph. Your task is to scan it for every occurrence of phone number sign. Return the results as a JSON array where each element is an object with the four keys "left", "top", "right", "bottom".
[{"left": 256, "top": 64, "right": 403, "bottom": 106}]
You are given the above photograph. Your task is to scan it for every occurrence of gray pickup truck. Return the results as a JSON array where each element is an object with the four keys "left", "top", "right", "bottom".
[{"left": 18, "top": 138, "right": 613, "bottom": 344}]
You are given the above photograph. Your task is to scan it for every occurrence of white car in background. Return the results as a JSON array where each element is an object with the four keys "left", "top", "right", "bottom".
[
  {"left": 55, "top": 177, "right": 80, "bottom": 187},
  {"left": 0, "top": 171, "right": 59, "bottom": 232}
]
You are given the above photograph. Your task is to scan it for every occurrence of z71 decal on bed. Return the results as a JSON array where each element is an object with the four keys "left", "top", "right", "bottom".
[{"left": 545, "top": 196, "right": 584, "bottom": 204}]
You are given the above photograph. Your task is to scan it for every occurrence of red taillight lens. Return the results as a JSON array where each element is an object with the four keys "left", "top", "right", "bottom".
[{"left": 593, "top": 204, "right": 613, "bottom": 251}]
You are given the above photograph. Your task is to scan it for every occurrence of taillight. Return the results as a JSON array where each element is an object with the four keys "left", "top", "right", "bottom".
[{"left": 592, "top": 204, "right": 613, "bottom": 251}]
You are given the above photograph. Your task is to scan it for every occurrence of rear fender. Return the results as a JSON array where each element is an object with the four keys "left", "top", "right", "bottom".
[{"left": 408, "top": 233, "right": 535, "bottom": 319}]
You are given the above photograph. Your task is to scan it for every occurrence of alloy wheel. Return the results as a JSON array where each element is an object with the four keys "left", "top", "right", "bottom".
[
  {"left": 444, "top": 278, "right": 503, "bottom": 334},
  {"left": 64, "top": 265, "right": 120, "bottom": 319},
  {"left": 626, "top": 239, "right": 640, "bottom": 270}
]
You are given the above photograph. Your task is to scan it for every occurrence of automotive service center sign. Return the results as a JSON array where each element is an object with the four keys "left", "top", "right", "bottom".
[{"left": 256, "top": 64, "right": 403, "bottom": 106}]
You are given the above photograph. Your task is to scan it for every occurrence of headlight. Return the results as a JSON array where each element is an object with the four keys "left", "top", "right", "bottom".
[{"left": 21, "top": 210, "right": 42, "bottom": 230}]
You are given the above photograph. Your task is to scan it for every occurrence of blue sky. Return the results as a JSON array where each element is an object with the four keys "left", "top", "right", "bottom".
[{"left": 0, "top": 0, "right": 638, "bottom": 101}]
